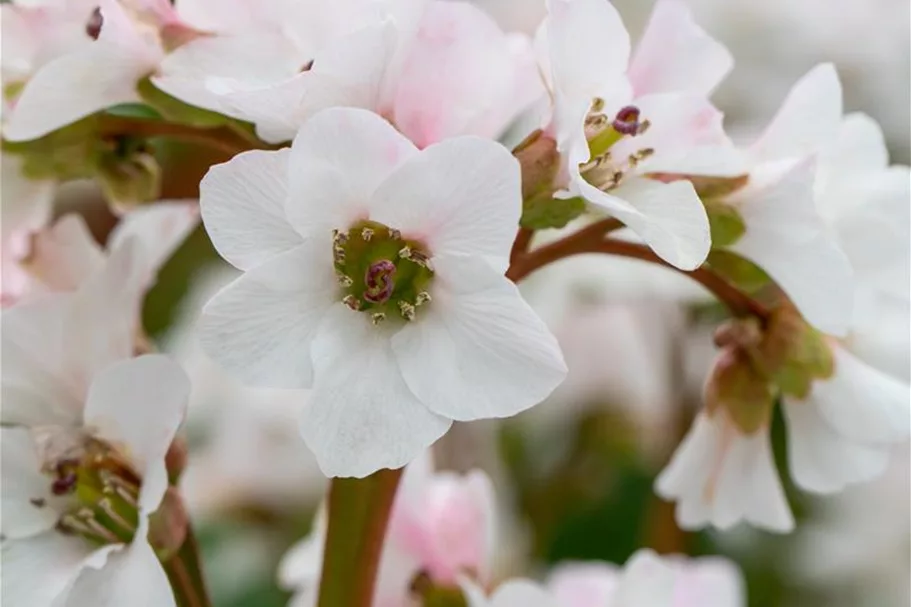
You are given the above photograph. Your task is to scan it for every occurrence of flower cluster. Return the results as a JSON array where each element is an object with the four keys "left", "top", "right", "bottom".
[{"left": 1, "top": 0, "right": 907, "bottom": 605}]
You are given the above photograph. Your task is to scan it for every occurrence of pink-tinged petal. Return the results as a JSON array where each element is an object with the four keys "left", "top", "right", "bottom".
[
  {"left": 391, "top": 2, "right": 518, "bottom": 146},
  {"left": 370, "top": 137, "right": 520, "bottom": 272},
  {"left": 545, "top": 0, "right": 630, "bottom": 102},
  {"left": 64, "top": 238, "right": 144, "bottom": 386},
  {"left": 83, "top": 354, "right": 189, "bottom": 515},
  {"left": 749, "top": 63, "right": 842, "bottom": 164},
  {"left": 730, "top": 162, "right": 854, "bottom": 336},
  {"left": 198, "top": 242, "right": 336, "bottom": 389},
  {"left": 200, "top": 149, "right": 302, "bottom": 271},
  {"left": 107, "top": 200, "right": 199, "bottom": 287},
  {"left": 579, "top": 177, "right": 710, "bottom": 270},
  {"left": 286, "top": 107, "right": 417, "bottom": 240},
  {"left": 807, "top": 345, "right": 910, "bottom": 444},
  {"left": 0, "top": 531, "right": 92, "bottom": 606},
  {"left": 392, "top": 255, "right": 566, "bottom": 422},
  {"left": 612, "top": 550, "right": 677, "bottom": 607},
  {"left": 1, "top": 427, "right": 62, "bottom": 539},
  {"left": 64, "top": 535, "right": 176, "bottom": 607},
  {"left": 2, "top": 296, "right": 84, "bottom": 425},
  {"left": 668, "top": 557, "right": 745, "bottom": 607},
  {"left": 784, "top": 398, "right": 889, "bottom": 494},
  {"left": 655, "top": 412, "right": 794, "bottom": 533},
  {"left": 1, "top": 153, "right": 55, "bottom": 238},
  {"left": 628, "top": 0, "right": 732, "bottom": 97},
  {"left": 484, "top": 579, "right": 557, "bottom": 607},
  {"left": 303, "top": 305, "right": 451, "bottom": 478},
  {"left": 28, "top": 214, "right": 106, "bottom": 292},
  {"left": 547, "top": 562, "right": 618, "bottom": 607},
  {"left": 4, "top": 35, "right": 156, "bottom": 141}
]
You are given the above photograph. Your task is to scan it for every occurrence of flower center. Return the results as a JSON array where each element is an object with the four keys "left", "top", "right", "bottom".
[
  {"left": 41, "top": 438, "right": 142, "bottom": 546},
  {"left": 333, "top": 220, "right": 434, "bottom": 325},
  {"left": 582, "top": 100, "right": 654, "bottom": 191}
]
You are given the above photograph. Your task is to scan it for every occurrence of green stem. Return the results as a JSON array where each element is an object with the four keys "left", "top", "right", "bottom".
[
  {"left": 317, "top": 469, "right": 405, "bottom": 607},
  {"left": 164, "top": 526, "right": 212, "bottom": 607}
]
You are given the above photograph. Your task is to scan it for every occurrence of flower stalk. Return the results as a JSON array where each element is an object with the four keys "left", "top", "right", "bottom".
[{"left": 163, "top": 525, "right": 213, "bottom": 607}]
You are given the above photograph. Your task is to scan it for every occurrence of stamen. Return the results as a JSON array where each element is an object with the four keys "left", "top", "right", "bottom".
[
  {"left": 590, "top": 97, "right": 605, "bottom": 113},
  {"left": 398, "top": 301, "right": 416, "bottom": 321},
  {"left": 399, "top": 246, "right": 412, "bottom": 260},
  {"left": 415, "top": 292, "right": 431, "bottom": 306},
  {"left": 98, "top": 498, "right": 135, "bottom": 534},
  {"left": 52, "top": 471, "right": 78, "bottom": 496},
  {"left": 361, "top": 227, "right": 374, "bottom": 241},
  {"left": 337, "top": 274, "right": 354, "bottom": 287},
  {"left": 343, "top": 295, "right": 362, "bottom": 311},
  {"left": 387, "top": 228, "right": 401, "bottom": 240},
  {"left": 612, "top": 106, "right": 641, "bottom": 135},
  {"left": 86, "top": 7, "right": 103, "bottom": 40},
  {"left": 371, "top": 313, "right": 386, "bottom": 325}
]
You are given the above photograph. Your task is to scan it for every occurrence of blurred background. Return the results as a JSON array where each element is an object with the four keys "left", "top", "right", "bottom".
[{"left": 31, "top": 0, "right": 911, "bottom": 605}]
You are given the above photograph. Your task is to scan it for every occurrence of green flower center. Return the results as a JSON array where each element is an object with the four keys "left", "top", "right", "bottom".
[{"left": 333, "top": 220, "right": 434, "bottom": 325}]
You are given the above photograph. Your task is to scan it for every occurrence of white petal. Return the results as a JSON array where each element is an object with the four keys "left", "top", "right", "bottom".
[
  {"left": 0, "top": 532, "right": 91, "bottom": 606},
  {"left": 370, "top": 138, "right": 521, "bottom": 273},
  {"left": 1, "top": 427, "right": 61, "bottom": 539},
  {"left": 806, "top": 345, "right": 910, "bottom": 444},
  {"left": 579, "top": 177, "right": 710, "bottom": 270},
  {"left": 486, "top": 579, "right": 556, "bottom": 607},
  {"left": 198, "top": 242, "right": 337, "bottom": 389},
  {"left": 730, "top": 162, "right": 853, "bottom": 336},
  {"left": 816, "top": 113, "right": 888, "bottom": 194},
  {"left": 200, "top": 149, "right": 302, "bottom": 271},
  {"left": 392, "top": 255, "right": 566, "bottom": 421},
  {"left": 4, "top": 41, "right": 152, "bottom": 141},
  {"left": 1, "top": 296, "right": 84, "bottom": 425},
  {"left": 848, "top": 291, "right": 910, "bottom": 382},
  {"left": 64, "top": 537, "right": 176, "bottom": 607},
  {"left": 303, "top": 305, "right": 451, "bottom": 478},
  {"left": 28, "top": 214, "right": 106, "bottom": 292},
  {"left": 628, "top": 0, "right": 732, "bottom": 96},
  {"left": 545, "top": 0, "right": 630, "bottom": 102},
  {"left": 613, "top": 550, "right": 677, "bottom": 607},
  {"left": 285, "top": 107, "right": 417, "bottom": 240},
  {"left": 107, "top": 200, "right": 199, "bottom": 288},
  {"left": 83, "top": 354, "right": 189, "bottom": 515},
  {"left": 655, "top": 412, "right": 718, "bottom": 527},
  {"left": 0, "top": 153, "right": 55, "bottom": 238},
  {"left": 784, "top": 398, "right": 888, "bottom": 494},
  {"left": 749, "top": 63, "right": 842, "bottom": 164}
]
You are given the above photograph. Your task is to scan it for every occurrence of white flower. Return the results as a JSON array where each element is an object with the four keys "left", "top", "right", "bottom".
[
  {"left": 540, "top": 0, "right": 739, "bottom": 270},
  {"left": 781, "top": 113, "right": 911, "bottom": 494},
  {"left": 1, "top": 239, "right": 190, "bottom": 607},
  {"left": 4, "top": 0, "right": 164, "bottom": 141},
  {"left": 280, "top": 454, "right": 497, "bottom": 607},
  {"left": 463, "top": 550, "right": 718, "bottom": 607},
  {"left": 198, "top": 107, "right": 566, "bottom": 477}
]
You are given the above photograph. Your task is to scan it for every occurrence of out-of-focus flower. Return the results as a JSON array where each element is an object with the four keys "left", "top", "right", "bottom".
[
  {"left": 280, "top": 455, "right": 497, "bottom": 607},
  {"left": 198, "top": 107, "right": 565, "bottom": 477},
  {"left": 464, "top": 550, "right": 740, "bottom": 607},
  {"left": 539, "top": 0, "right": 739, "bottom": 271},
  {"left": 1, "top": 240, "right": 190, "bottom": 607}
]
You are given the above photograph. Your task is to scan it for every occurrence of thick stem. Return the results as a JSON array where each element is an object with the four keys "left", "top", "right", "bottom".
[
  {"left": 505, "top": 216, "right": 622, "bottom": 281},
  {"left": 163, "top": 526, "right": 212, "bottom": 607},
  {"left": 317, "top": 469, "right": 405, "bottom": 607}
]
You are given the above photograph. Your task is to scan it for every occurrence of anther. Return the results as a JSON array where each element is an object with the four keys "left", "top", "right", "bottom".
[
  {"left": 332, "top": 229, "right": 349, "bottom": 245},
  {"left": 590, "top": 97, "right": 606, "bottom": 113},
  {"left": 371, "top": 313, "right": 386, "bottom": 325},
  {"left": 86, "top": 7, "right": 103, "bottom": 40},
  {"left": 415, "top": 292, "right": 431, "bottom": 306},
  {"left": 361, "top": 227, "right": 374, "bottom": 241},
  {"left": 399, "top": 246, "right": 412, "bottom": 260},
  {"left": 388, "top": 228, "right": 401, "bottom": 240},
  {"left": 30, "top": 497, "right": 46, "bottom": 508},
  {"left": 337, "top": 274, "right": 354, "bottom": 287},
  {"left": 343, "top": 295, "right": 362, "bottom": 311},
  {"left": 398, "top": 301, "right": 416, "bottom": 321},
  {"left": 612, "top": 106, "right": 641, "bottom": 136},
  {"left": 51, "top": 471, "right": 78, "bottom": 496}
]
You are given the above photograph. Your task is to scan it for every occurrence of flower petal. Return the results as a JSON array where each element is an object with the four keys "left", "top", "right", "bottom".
[
  {"left": 628, "top": 0, "right": 732, "bottom": 96},
  {"left": 748, "top": 63, "right": 842, "bottom": 164},
  {"left": 83, "top": 354, "right": 189, "bottom": 515},
  {"left": 64, "top": 536, "right": 176, "bottom": 607},
  {"left": 393, "top": 255, "right": 566, "bottom": 421},
  {"left": 613, "top": 550, "right": 677, "bottom": 607},
  {"left": 806, "top": 345, "right": 910, "bottom": 444},
  {"left": 370, "top": 138, "right": 521, "bottom": 273},
  {"left": 784, "top": 398, "right": 888, "bottom": 494},
  {"left": 285, "top": 107, "right": 417, "bottom": 240},
  {"left": 303, "top": 305, "right": 451, "bottom": 478},
  {"left": 730, "top": 162, "right": 853, "bottom": 336},
  {"left": 200, "top": 148, "right": 302, "bottom": 271},
  {"left": 4, "top": 39, "right": 153, "bottom": 141},
  {"left": 0, "top": 531, "right": 91, "bottom": 606},
  {"left": 816, "top": 112, "right": 889, "bottom": 196},
  {"left": 198, "top": 241, "right": 337, "bottom": 389},
  {"left": 580, "top": 177, "right": 710, "bottom": 270},
  {"left": 28, "top": 214, "right": 106, "bottom": 292},
  {"left": 488, "top": 579, "right": 557, "bottom": 607},
  {"left": 1, "top": 427, "right": 62, "bottom": 539}
]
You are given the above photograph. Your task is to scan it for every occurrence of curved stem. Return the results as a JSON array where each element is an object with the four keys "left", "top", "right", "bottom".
[
  {"left": 163, "top": 526, "right": 212, "bottom": 607},
  {"left": 317, "top": 469, "right": 405, "bottom": 607}
]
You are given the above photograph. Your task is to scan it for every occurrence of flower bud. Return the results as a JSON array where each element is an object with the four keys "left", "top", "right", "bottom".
[
  {"left": 704, "top": 347, "right": 774, "bottom": 434},
  {"left": 148, "top": 486, "right": 189, "bottom": 560},
  {"left": 512, "top": 129, "right": 560, "bottom": 200}
]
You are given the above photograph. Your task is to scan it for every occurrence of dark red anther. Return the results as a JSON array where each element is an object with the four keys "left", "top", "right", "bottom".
[
  {"left": 612, "top": 105, "right": 641, "bottom": 135},
  {"left": 52, "top": 472, "right": 78, "bottom": 495},
  {"left": 364, "top": 260, "right": 396, "bottom": 304},
  {"left": 86, "top": 7, "right": 103, "bottom": 40}
]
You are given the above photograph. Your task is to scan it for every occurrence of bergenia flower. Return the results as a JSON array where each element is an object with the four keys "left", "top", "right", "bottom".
[
  {"left": 4, "top": 0, "right": 165, "bottom": 141},
  {"left": 198, "top": 107, "right": 566, "bottom": 477},
  {"left": 462, "top": 550, "right": 685, "bottom": 607},
  {"left": 541, "top": 0, "right": 741, "bottom": 271},
  {"left": 1, "top": 239, "right": 190, "bottom": 607},
  {"left": 280, "top": 454, "right": 497, "bottom": 607}
]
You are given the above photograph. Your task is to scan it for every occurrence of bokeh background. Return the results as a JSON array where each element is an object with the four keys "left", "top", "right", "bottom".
[{"left": 34, "top": 0, "right": 911, "bottom": 605}]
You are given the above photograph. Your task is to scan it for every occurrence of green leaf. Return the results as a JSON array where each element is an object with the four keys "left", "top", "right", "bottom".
[
  {"left": 520, "top": 194, "right": 587, "bottom": 230},
  {"left": 704, "top": 199, "right": 746, "bottom": 248},
  {"left": 705, "top": 250, "right": 771, "bottom": 291}
]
